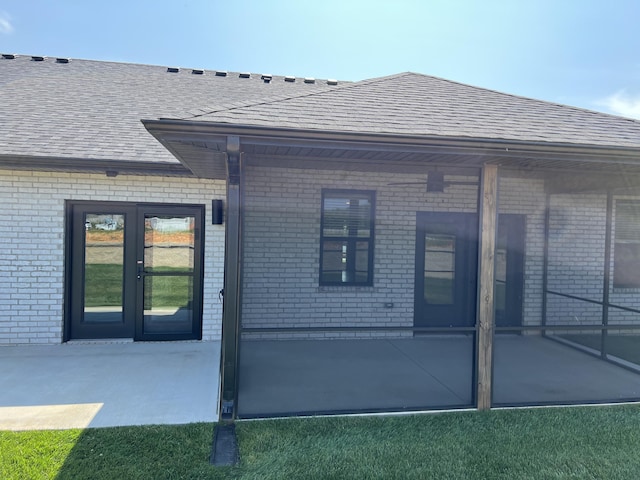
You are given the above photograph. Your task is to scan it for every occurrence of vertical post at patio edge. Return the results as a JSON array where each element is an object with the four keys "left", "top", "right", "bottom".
[
  {"left": 541, "top": 193, "right": 550, "bottom": 331},
  {"left": 601, "top": 191, "right": 613, "bottom": 359},
  {"left": 220, "top": 136, "right": 242, "bottom": 421},
  {"left": 477, "top": 164, "right": 498, "bottom": 411}
]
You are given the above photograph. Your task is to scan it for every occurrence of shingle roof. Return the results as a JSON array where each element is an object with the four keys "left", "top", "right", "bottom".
[
  {"left": 2, "top": 55, "right": 640, "bottom": 172},
  {"left": 175, "top": 72, "right": 640, "bottom": 149},
  {"left": 0, "top": 55, "right": 341, "bottom": 165}
]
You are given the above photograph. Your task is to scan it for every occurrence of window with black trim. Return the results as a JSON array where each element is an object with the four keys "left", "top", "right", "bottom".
[
  {"left": 320, "top": 190, "right": 375, "bottom": 286},
  {"left": 614, "top": 200, "right": 640, "bottom": 288}
]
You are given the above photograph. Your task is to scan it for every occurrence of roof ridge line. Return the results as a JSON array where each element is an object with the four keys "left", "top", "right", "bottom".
[{"left": 180, "top": 72, "right": 414, "bottom": 120}]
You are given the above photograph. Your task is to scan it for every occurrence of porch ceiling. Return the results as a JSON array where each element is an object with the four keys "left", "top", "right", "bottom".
[{"left": 144, "top": 120, "right": 640, "bottom": 181}]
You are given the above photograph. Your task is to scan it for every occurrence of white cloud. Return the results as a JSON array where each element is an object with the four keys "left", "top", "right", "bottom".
[
  {"left": 0, "top": 11, "right": 14, "bottom": 35},
  {"left": 599, "top": 90, "right": 640, "bottom": 120}
]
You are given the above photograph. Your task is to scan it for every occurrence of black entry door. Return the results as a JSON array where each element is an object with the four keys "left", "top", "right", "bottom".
[
  {"left": 414, "top": 212, "right": 478, "bottom": 328},
  {"left": 495, "top": 214, "right": 525, "bottom": 328},
  {"left": 68, "top": 202, "right": 204, "bottom": 341},
  {"left": 414, "top": 212, "right": 525, "bottom": 329}
]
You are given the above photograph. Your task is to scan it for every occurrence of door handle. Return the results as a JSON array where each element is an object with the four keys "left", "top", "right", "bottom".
[{"left": 137, "top": 260, "right": 143, "bottom": 279}]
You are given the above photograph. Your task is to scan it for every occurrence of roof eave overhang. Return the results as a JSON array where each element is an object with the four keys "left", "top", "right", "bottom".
[{"left": 142, "top": 119, "right": 640, "bottom": 178}]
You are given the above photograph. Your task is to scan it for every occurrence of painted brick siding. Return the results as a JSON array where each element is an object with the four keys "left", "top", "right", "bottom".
[
  {"left": 241, "top": 166, "right": 549, "bottom": 336},
  {"left": 543, "top": 193, "right": 640, "bottom": 328},
  {"left": 546, "top": 194, "right": 607, "bottom": 326},
  {"left": 0, "top": 169, "right": 225, "bottom": 345}
]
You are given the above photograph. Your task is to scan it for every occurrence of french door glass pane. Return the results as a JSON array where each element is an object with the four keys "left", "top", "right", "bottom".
[
  {"left": 144, "top": 216, "right": 195, "bottom": 272},
  {"left": 143, "top": 275, "right": 194, "bottom": 334},
  {"left": 83, "top": 213, "right": 125, "bottom": 323},
  {"left": 424, "top": 234, "right": 455, "bottom": 305},
  {"left": 143, "top": 214, "right": 196, "bottom": 334}
]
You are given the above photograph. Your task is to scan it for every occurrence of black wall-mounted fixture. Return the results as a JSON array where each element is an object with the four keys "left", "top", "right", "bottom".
[
  {"left": 212, "top": 199, "right": 224, "bottom": 225},
  {"left": 426, "top": 171, "right": 445, "bottom": 192}
]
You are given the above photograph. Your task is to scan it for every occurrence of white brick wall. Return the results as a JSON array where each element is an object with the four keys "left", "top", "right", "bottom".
[
  {"left": 8, "top": 163, "right": 634, "bottom": 345},
  {"left": 0, "top": 169, "right": 225, "bottom": 345},
  {"left": 546, "top": 194, "right": 607, "bottom": 326},
  {"left": 241, "top": 166, "right": 549, "bottom": 337},
  {"left": 243, "top": 166, "right": 640, "bottom": 336},
  {"left": 542, "top": 193, "right": 640, "bottom": 328}
]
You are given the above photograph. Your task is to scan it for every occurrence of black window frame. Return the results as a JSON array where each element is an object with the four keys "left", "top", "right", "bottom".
[
  {"left": 613, "top": 200, "right": 640, "bottom": 289},
  {"left": 319, "top": 189, "right": 375, "bottom": 286}
]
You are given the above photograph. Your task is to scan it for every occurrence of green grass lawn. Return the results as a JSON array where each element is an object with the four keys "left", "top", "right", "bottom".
[
  {"left": 3, "top": 406, "right": 640, "bottom": 479},
  {"left": 85, "top": 264, "right": 191, "bottom": 308},
  {"left": 84, "top": 264, "right": 124, "bottom": 307}
]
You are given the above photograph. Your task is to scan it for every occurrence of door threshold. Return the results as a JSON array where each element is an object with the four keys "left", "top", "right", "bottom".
[{"left": 65, "top": 338, "right": 134, "bottom": 345}]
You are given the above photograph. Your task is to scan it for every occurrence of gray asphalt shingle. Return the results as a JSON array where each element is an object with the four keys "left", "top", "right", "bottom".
[
  {"left": 0, "top": 55, "right": 340, "bottom": 164},
  {"left": 2, "top": 55, "right": 640, "bottom": 170},
  {"left": 185, "top": 72, "right": 640, "bottom": 149}
]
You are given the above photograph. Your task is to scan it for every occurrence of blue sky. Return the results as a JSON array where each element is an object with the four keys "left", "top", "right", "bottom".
[{"left": 1, "top": 0, "right": 639, "bottom": 118}]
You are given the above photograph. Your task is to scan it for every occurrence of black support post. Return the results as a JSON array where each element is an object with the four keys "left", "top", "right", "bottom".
[
  {"left": 601, "top": 191, "right": 613, "bottom": 359},
  {"left": 541, "top": 193, "right": 550, "bottom": 330},
  {"left": 219, "top": 136, "right": 242, "bottom": 421}
]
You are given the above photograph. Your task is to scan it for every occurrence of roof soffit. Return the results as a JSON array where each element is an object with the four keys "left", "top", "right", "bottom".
[{"left": 143, "top": 119, "right": 640, "bottom": 178}]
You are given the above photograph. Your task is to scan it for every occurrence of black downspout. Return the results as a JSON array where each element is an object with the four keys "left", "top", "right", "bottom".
[{"left": 220, "top": 136, "right": 242, "bottom": 421}]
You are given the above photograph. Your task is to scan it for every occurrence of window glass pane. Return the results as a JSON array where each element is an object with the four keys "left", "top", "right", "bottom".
[
  {"left": 615, "top": 201, "right": 640, "bottom": 241},
  {"left": 322, "top": 196, "right": 371, "bottom": 238},
  {"left": 614, "top": 243, "right": 640, "bottom": 288},
  {"left": 424, "top": 234, "right": 454, "bottom": 305},
  {"left": 355, "top": 241, "right": 370, "bottom": 283},
  {"left": 83, "top": 213, "right": 125, "bottom": 324},
  {"left": 614, "top": 201, "right": 640, "bottom": 288},
  {"left": 144, "top": 216, "right": 195, "bottom": 272},
  {"left": 321, "top": 240, "right": 347, "bottom": 283},
  {"left": 320, "top": 191, "right": 374, "bottom": 285}
]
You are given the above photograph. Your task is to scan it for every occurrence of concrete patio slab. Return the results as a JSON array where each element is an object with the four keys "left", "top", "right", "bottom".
[
  {"left": 493, "top": 335, "right": 640, "bottom": 404},
  {"left": 237, "top": 334, "right": 640, "bottom": 417},
  {"left": 238, "top": 336, "right": 475, "bottom": 416},
  {"left": 0, "top": 341, "right": 220, "bottom": 430}
]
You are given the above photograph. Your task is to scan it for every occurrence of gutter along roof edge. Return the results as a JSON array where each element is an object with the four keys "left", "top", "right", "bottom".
[
  {"left": 0, "top": 154, "right": 195, "bottom": 176},
  {"left": 142, "top": 119, "right": 640, "bottom": 162}
]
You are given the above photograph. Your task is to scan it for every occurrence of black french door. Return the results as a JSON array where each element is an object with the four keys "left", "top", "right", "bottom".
[{"left": 67, "top": 202, "right": 204, "bottom": 341}]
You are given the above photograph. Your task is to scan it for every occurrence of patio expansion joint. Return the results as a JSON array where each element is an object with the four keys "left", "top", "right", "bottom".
[{"left": 385, "top": 339, "right": 467, "bottom": 404}]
